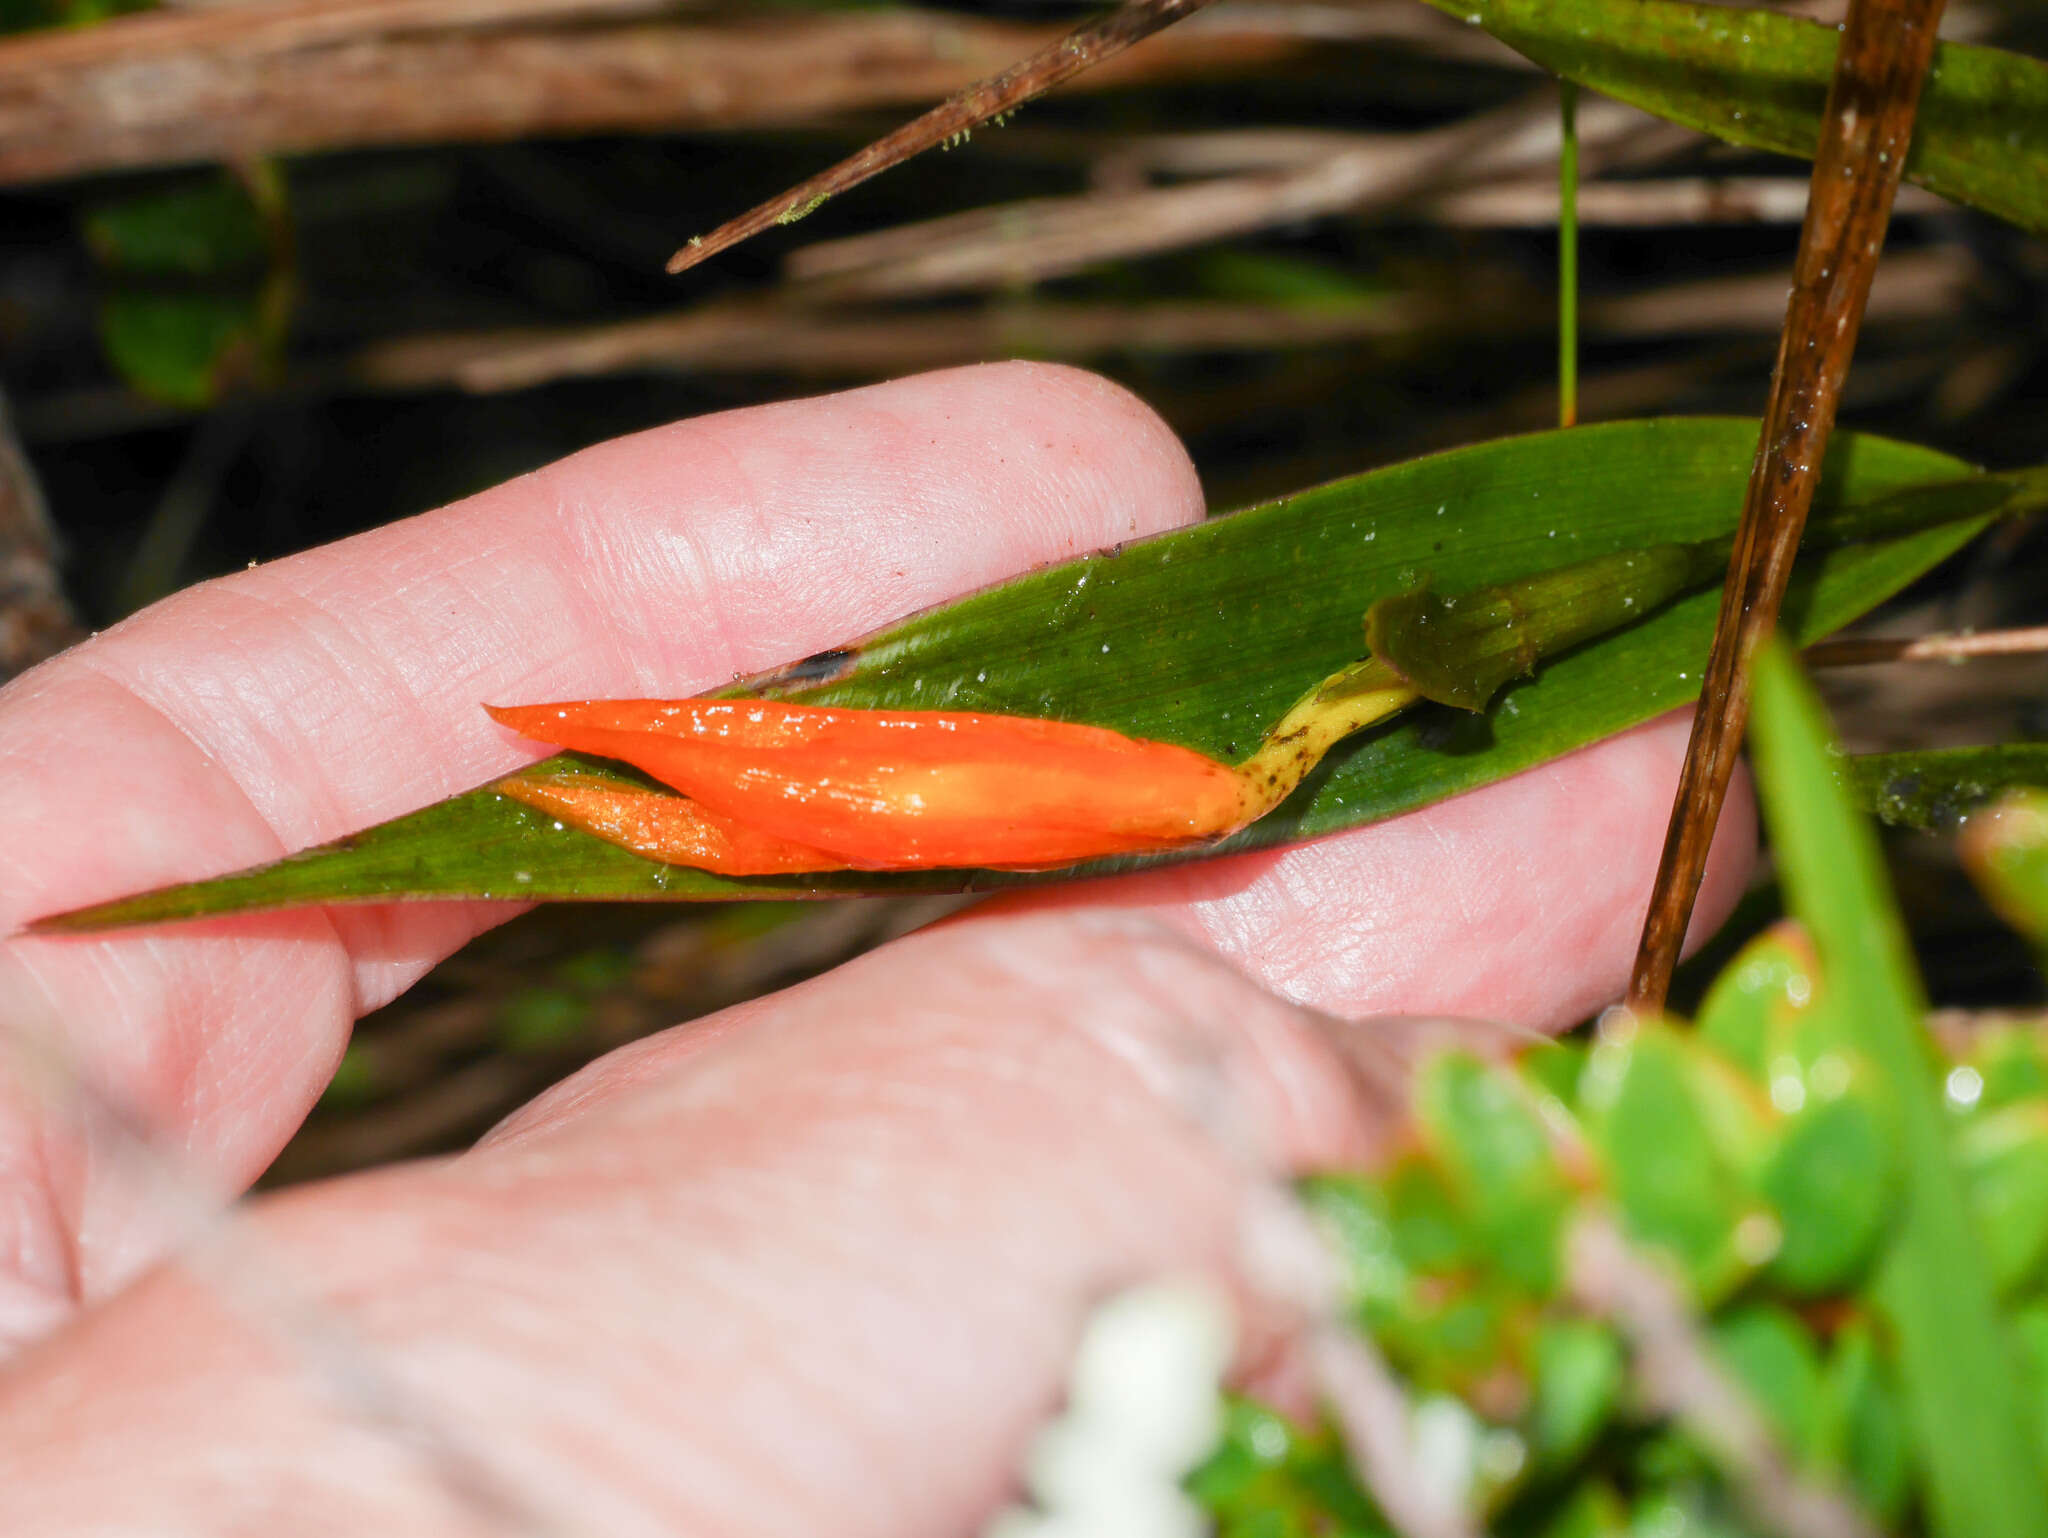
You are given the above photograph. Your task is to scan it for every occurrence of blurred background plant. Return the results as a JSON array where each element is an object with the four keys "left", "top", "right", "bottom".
[{"left": 0, "top": 0, "right": 2041, "bottom": 1178}]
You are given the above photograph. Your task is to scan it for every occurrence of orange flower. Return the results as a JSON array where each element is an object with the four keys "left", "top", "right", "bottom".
[{"left": 487, "top": 699, "right": 1261, "bottom": 874}]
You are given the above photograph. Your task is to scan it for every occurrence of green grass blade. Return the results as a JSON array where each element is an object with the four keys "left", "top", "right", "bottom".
[
  {"left": 1749, "top": 642, "right": 2048, "bottom": 1538},
  {"left": 35, "top": 419, "right": 2018, "bottom": 928},
  {"left": 1424, "top": 0, "right": 2048, "bottom": 236}
]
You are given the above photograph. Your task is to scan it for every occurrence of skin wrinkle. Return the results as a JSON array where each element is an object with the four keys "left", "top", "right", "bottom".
[
  {"left": 49, "top": 656, "right": 295, "bottom": 877},
  {"left": 91, "top": 583, "right": 443, "bottom": 847},
  {"left": 580, "top": 425, "right": 757, "bottom": 689},
  {"left": 1054, "top": 912, "right": 1374, "bottom": 1173},
  {"left": 0, "top": 1063, "right": 80, "bottom": 1321}
]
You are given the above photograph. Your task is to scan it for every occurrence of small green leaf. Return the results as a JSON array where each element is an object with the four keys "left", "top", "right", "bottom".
[
  {"left": 1710, "top": 1304, "right": 1827, "bottom": 1468},
  {"left": 1963, "top": 1026, "right": 2048, "bottom": 1115},
  {"left": 1415, "top": 1053, "right": 1570, "bottom": 1294},
  {"left": 1583, "top": 1027, "right": 1756, "bottom": 1301},
  {"left": 1759, "top": 1094, "right": 1892, "bottom": 1294},
  {"left": 1529, "top": 1317, "right": 1625, "bottom": 1469},
  {"left": 84, "top": 166, "right": 292, "bottom": 408},
  {"left": 96, "top": 290, "right": 266, "bottom": 410},
  {"left": 1695, "top": 924, "right": 1818, "bottom": 1081},
  {"left": 0, "top": 0, "right": 151, "bottom": 34},
  {"left": 493, "top": 987, "right": 590, "bottom": 1054},
  {"left": 84, "top": 173, "right": 271, "bottom": 278},
  {"left": 1955, "top": 1105, "right": 2048, "bottom": 1296},
  {"left": 1961, "top": 789, "right": 2048, "bottom": 949}
]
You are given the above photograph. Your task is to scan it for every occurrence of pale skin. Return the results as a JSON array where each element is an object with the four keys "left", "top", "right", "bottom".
[{"left": 0, "top": 363, "right": 1753, "bottom": 1534}]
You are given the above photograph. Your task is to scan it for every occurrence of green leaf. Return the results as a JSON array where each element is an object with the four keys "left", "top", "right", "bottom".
[
  {"left": 41, "top": 418, "right": 2014, "bottom": 929},
  {"left": 1423, "top": 0, "right": 2048, "bottom": 236},
  {"left": 1694, "top": 924, "right": 1817, "bottom": 1081},
  {"left": 1581, "top": 1026, "right": 1757, "bottom": 1300},
  {"left": 1366, "top": 541, "right": 1724, "bottom": 711},
  {"left": 84, "top": 173, "right": 272, "bottom": 279},
  {"left": 1849, "top": 746, "right": 2048, "bottom": 831},
  {"left": 1414, "top": 1053, "right": 1570, "bottom": 1294},
  {"left": 1529, "top": 1317, "right": 1625, "bottom": 1470},
  {"left": 95, "top": 291, "right": 267, "bottom": 410},
  {"left": 84, "top": 166, "right": 292, "bottom": 408},
  {"left": 1961, "top": 789, "right": 2048, "bottom": 949},
  {"left": 1748, "top": 642, "right": 2048, "bottom": 1538},
  {"left": 1956, "top": 1105, "right": 2048, "bottom": 1296},
  {"left": 1759, "top": 1094, "right": 1892, "bottom": 1294},
  {"left": 1709, "top": 1304, "right": 1827, "bottom": 1468}
]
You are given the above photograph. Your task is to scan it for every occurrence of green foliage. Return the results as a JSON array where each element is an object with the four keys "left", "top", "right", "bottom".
[
  {"left": 95, "top": 291, "right": 270, "bottom": 410},
  {"left": 1191, "top": 649, "right": 2048, "bottom": 1538},
  {"left": 81, "top": 166, "right": 293, "bottom": 408}
]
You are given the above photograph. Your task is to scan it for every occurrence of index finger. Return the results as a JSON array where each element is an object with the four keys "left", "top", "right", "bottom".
[{"left": 0, "top": 362, "right": 1205, "bottom": 1325}]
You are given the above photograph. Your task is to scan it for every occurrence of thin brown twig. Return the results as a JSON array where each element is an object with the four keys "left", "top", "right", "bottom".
[
  {"left": 1427, "top": 176, "right": 1949, "bottom": 228},
  {"left": 779, "top": 93, "right": 1668, "bottom": 299},
  {"left": 1805, "top": 625, "right": 2048, "bottom": 667},
  {"left": 1628, "top": 0, "right": 1949, "bottom": 1013},
  {"left": 664, "top": 0, "right": 1229, "bottom": 275},
  {"left": 353, "top": 295, "right": 1483, "bottom": 394},
  {"left": 1567, "top": 1216, "right": 1882, "bottom": 1538},
  {"left": 342, "top": 246, "right": 1965, "bottom": 399}
]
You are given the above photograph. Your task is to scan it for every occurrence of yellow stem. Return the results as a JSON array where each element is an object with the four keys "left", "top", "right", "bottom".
[{"left": 1231, "top": 656, "right": 1418, "bottom": 822}]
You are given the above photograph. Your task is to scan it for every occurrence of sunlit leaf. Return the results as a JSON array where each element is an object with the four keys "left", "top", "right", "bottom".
[
  {"left": 39, "top": 418, "right": 2021, "bottom": 929},
  {"left": 1426, "top": 0, "right": 2048, "bottom": 236}
]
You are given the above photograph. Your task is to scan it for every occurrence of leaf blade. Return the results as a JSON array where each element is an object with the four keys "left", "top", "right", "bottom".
[
  {"left": 36, "top": 418, "right": 2010, "bottom": 928},
  {"left": 1749, "top": 642, "right": 2048, "bottom": 1538},
  {"left": 1425, "top": 0, "right": 2048, "bottom": 236}
]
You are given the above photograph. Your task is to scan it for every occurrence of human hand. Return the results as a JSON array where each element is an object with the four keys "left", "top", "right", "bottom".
[{"left": 0, "top": 364, "right": 1752, "bottom": 1534}]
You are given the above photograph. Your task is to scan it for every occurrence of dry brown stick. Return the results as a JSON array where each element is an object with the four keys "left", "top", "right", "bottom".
[
  {"left": 345, "top": 240, "right": 1961, "bottom": 399},
  {"left": 354, "top": 295, "right": 1483, "bottom": 394},
  {"left": 1627, "top": 0, "right": 1948, "bottom": 1013},
  {"left": 0, "top": 0, "right": 677, "bottom": 67},
  {"left": 1427, "top": 176, "right": 1949, "bottom": 228},
  {"left": 665, "top": 0, "right": 1228, "bottom": 275},
  {"left": 0, "top": 5, "right": 1304, "bottom": 186},
  {"left": 1568, "top": 1217, "right": 1881, "bottom": 1538},
  {"left": 1805, "top": 625, "right": 2048, "bottom": 667}
]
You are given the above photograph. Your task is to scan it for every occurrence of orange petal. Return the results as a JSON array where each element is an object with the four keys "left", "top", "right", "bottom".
[
  {"left": 486, "top": 699, "right": 1256, "bottom": 870},
  {"left": 494, "top": 774, "right": 852, "bottom": 876}
]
